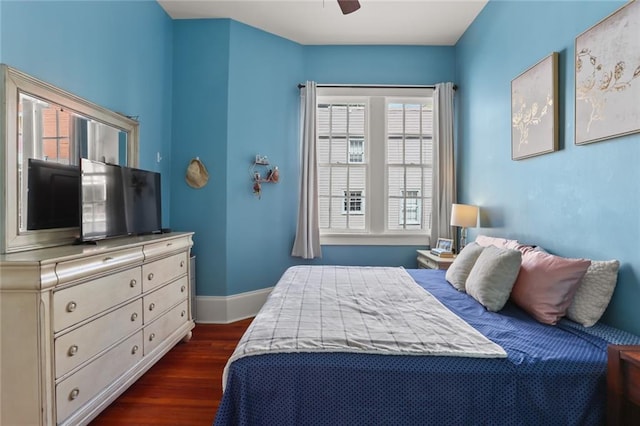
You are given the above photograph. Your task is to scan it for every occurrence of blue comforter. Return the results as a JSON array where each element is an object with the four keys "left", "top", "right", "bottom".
[{"left": 215, "top": 269, "right": 640, "bottom": 426}]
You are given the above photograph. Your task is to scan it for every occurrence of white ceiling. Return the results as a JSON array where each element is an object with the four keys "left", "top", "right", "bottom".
[{"left": 157, "top": 0, "right": 488, "bottom": 46}]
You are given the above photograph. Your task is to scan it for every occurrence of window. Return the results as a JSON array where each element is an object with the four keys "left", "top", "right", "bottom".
[
  {"left": 317, "top": 87, "right": 433, "bottom": 245},
  {"left": 349, "top": 139, "right": 364, "bottom": 163},
  {"left": 343, "top": 190, "right": 364, "bottom": 214},
  {"left": 399, "top": 190, "right": 421, "bottom": 225}
]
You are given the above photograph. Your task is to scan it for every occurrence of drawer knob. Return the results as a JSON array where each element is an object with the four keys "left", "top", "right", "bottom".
[
  {"left": 180, "top": 260, "right": 185, "bottom": 268},
  {"left": 147, "top": 272, "right": 154, "bottom": 281},
  {"left": 149, "top": 303, "right": 155, "bottom": 311},
  {"left": 103, "top": 256, "right": 114, "bottom": 262},
  {"left": 69, "top": 388, "right": 80, "bottom": 401},
  {"left": 68, "top": 345, "right": 79, "bottom": 356},
  {"left": 66, "top": 301, "right": 77, "bottom": 312},
  {"left": 180, "top": 285, "right": 186, "bottom": 293},
  {"left": 149, "top": 333, "right": 156, "bottom": 341},
  {"left": 130, "top": 279, "right": 137, "bottom": 288},
  {"left": 181, "top": 310, "right": 186, "bottom": 318},
  {"left": 131, "top": 345, "right": 139, "bottom": 355},
  {"left": 131, "top": 312, "right": 138, "bottom": 321}
]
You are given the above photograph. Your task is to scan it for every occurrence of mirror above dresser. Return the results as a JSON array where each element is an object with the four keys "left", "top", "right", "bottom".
[{"left": 0, "top": 64, "right": 140, "bottom": 253}]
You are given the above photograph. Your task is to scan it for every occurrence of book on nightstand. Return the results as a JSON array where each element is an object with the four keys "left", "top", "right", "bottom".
[{"left": 430, "top": 248, "right": 454, "bottom": 258}]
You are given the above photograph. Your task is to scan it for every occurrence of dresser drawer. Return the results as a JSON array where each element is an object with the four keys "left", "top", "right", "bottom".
[
  {"left": 142, "top": 252, "right": 188, "bottom": 292},
  {"left": 143, "top": 276, "right": 188, "bottom": 324},
  {"left": 53, "top": 267, "right": 142, "bottom": 332},
  {"left": 143, "top": 237, "right": 192, "bottom": 262},
  {"left": 54, "top": 299, "right": 143, "bottom": 379},
  {"left": 55, "top": 247, "right": 143, "bottom": 285},
  {"left": 56, "top": 331, "right": 143, "bottom": 423},
  {"left": 144, "top": 300, "right": 189, "bottom": 355}
]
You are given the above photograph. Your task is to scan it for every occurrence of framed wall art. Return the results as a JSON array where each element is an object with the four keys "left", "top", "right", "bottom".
[
  {"left": 511, "top": 52, "right": 559, "bottom": 160},
  {"left": 575, "top": 0, "right": 640, "bottom": 145}
]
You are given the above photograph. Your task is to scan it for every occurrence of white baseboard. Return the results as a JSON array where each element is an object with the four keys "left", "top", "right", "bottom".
[{"left": 195, "top": 287, "right": 273, "bottom": 324}]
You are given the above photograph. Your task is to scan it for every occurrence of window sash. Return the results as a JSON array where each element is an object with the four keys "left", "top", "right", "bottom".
[{"left": 316, "top": 89, "right": 433, "bottom": 243}]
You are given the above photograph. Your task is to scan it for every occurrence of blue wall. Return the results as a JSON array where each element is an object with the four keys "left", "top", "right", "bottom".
[
  {"left": 171, "top": 19, "right": 232, "bottom": 296},
  {"left": 170, "top": 23, "right": 457, "bottom": 296},
  {"left": 0, "top": 0, "right": 174, "bottom": 224},
  {"left": 456, "top": 0, "right": 639, "bottom": 334}
]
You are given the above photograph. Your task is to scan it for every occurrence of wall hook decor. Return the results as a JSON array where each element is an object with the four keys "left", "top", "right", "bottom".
[
  {"left": 249, "top": 154, "right": 279, "bottom": 198},
  {"left": 186, "top": 157, "right": 209, "bottom": 188}
]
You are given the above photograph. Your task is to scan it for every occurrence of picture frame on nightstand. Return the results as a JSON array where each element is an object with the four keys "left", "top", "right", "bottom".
[{"left": 431, "top": 238, "right": 454, "bottom": 257}]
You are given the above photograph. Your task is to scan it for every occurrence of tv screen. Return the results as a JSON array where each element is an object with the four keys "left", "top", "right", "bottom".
[
  {"left": 27, "top": 158, "right": 80, "bottom": 230},
  {"left": 122, "top": 166, "right": 162, "bottom": 236},
  {"left": 80, "top": 158, "right": 162, "bottom": 242}
]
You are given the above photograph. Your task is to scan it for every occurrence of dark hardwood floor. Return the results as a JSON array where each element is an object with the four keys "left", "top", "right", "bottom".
[{"left": 91, "top": 318, "right": 252, "bottom": 425}]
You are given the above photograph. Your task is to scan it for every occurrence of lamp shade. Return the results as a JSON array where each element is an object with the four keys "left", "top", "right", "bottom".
[{"left": 450, "top": 204, "right": 478, "bottom": 228}]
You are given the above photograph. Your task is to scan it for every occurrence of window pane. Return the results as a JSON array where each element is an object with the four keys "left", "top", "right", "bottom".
[
  {"left": 58, "top": 110, "right": 71, "bottom": 137},
  {"left": 330, "top": 137, "right": 347, "bottom": 163},
  {"left": 349, "top": 166, "right": 366, "bottom": 191},
  {"left": 387, "top": 198, "right": 402, "bottom": 231},
  {"left": 423, "top": 169, "right": 433, "bottom": 195},
  {"left": 387, "top": 137, "right": 403, "bottom": 164},
  {"left": 422, "top": 103, "right": 433, "bottom": 135},
  {"left": 331, "top": 167, "right": 347, "bottom": 197},
  {"left": 318, "top": 104, "right": 331, "bottom": 134},
  {"left": 330, "top": 197, "right": 347, "bottom": 229},
  {"left": 349, "top": 138, "right": 364, "bottom": 163},
  {"left": 318, "top": 166, "right": 330, "bottom": 196},
  {"left": 319, "top": 197, "right": 330, "bottom": 228},
  {"left": 318, "top": 136, "right": 330, "bottom": 163},
  {"left": 405, "top": 137, "right": 421, "bottom": 164},
  {"left": 332, "top": 105, "right": 348, "bottom": 134},
  {"left": 42, "top": 107, "right": 58, "bottom": 137},
  {"left": 349, "top": 104, "right": 365, "bottom": 134},
  {"left": 58, "top": 138, "right": 70, "bottom": 163},
  {"left": 388, "top": 166, "right": 405, "bottom": 197},
  {"left": 349, "top": 214, "right": 366, "bottom": 230},
  {"left": 387, "top": 103, "right": 404, "bottom": 134},
  {"left": 406, "top": 167, "right": 421, "bottom": 190},
  {"left": 421, "top": 138, "right": 432, "bottom": 165},
  {"left": 405, "top": 104, "right": 421, "bottom": 135}
]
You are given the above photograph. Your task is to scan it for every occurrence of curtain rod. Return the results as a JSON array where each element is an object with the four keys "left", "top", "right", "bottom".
[{"left": 297, "top": 83, "right": 457, "bottom": 90}]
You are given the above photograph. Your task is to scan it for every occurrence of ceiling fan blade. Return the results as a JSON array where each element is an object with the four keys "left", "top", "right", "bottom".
[{"left": 338, "top": 0, "right": 361, "bottom": 15}]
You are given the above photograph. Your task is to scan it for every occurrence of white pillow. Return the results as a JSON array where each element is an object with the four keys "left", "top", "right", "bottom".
[
  {"left": 566, "top": 260, "right": 619, "bottom": 327},
  {"left": 466, "top": 245, "right": 522, "bottom": 312},
  {"left": 445, "top": 242, "right": 485, "bottom": 292}
]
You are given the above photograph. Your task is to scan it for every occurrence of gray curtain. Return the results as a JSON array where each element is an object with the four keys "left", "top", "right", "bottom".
[
  {"left": 430, "top": 82, "right": 456, "bottom": 248},
  {"left": 292, "top": 81, "right": 322, "bottom": 259}
]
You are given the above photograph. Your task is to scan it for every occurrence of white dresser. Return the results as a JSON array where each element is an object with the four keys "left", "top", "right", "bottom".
[{"left": 0, "top": 232, "right": 195, "bottom": 425}]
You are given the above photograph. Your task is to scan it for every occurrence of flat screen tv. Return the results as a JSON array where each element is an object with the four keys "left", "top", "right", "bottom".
[
  {"left": 80, "top": 158, "right": 162, "bottom": 242},
  {"left": 27, "top": 158, "right": 80, "bottom": 230}
]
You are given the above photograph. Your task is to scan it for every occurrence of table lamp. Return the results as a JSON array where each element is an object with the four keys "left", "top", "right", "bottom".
[{"left": 450, "top": 203, "right": 479, "bottom": 253}]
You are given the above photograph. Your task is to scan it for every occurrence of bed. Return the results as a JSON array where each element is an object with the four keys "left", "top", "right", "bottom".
[{"left": 214, "top": 266, "right": 640, "bottom": 425}]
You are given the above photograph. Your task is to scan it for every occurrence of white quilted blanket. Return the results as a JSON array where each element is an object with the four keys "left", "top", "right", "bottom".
[{"left": 223, "top": 265, "right": 506, "bottom": 387}]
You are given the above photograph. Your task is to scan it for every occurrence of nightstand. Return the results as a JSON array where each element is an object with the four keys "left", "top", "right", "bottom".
[
  {"left": 416, "top": 250, "right": 455, "bottom": 270},
  {"left": 608, "top": 345, "right": 640, "bottom": 425}
]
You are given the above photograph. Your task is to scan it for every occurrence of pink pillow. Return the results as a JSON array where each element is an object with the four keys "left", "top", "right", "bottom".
[{"left": 511, "top": 251, "right": 591, "bottom": 325}]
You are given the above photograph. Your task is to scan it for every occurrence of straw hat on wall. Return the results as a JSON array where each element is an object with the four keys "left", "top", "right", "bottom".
[{"left": 185, "top": 158, "right": 209, "bottom": 189}]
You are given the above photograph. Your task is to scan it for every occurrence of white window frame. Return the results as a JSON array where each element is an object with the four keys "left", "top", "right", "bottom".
[{"left": 317, "top": 87, "right": 434, "bottom": 246}]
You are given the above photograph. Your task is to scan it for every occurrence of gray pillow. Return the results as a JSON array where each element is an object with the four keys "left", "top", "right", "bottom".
[
  {"left": 566, "top": 260, "right": 619, "bottom": 327},
  {"left": 466, "top": 245, "right": 522, "bottom": 312},
  {"left": 445, "top": 242, "right": 485, "bottom": 292}
]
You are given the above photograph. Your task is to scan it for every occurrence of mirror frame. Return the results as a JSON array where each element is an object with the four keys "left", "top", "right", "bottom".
[{"left": 0, "top": 64, "right": 139, "bottom": 253}]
